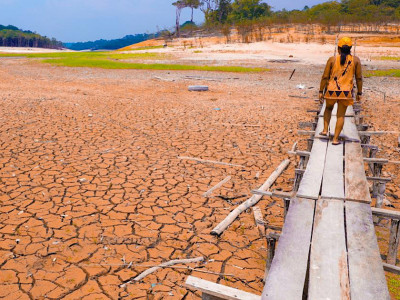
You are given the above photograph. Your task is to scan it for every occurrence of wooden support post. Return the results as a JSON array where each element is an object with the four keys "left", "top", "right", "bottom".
[
  {"left": 372, "top": 163, "right": 383, "bottom": 198},
  {"left": 369, "top": 147, "right": 379, "bottom": 175},
  {"left": 376, "top": 182, "right": 386, "bottom": 208},
  {"left": 284, "top": 199, "right": 290, "bottom": 220},
  {"left": 361, "top": 135, "right": 371, "bottom": 156},
  {"left": 307, "top": 138, "right": 314, "bottom": 152},
  {"left": 293, "top": 169, "right": 304, "bottom": 192},
  {"left": 387, "top": 219, "right": 400, "bottom": 265},
  {"left": 357, "top": 124, "right": 369, "bottom": 131},
  {"left": 264, "top": 234, "right": 277, "bottom": 282}
]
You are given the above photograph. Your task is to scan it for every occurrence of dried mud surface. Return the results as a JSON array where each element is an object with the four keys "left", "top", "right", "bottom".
[{"left": 0, "top": 57, "right": 399, "bottom": 299}]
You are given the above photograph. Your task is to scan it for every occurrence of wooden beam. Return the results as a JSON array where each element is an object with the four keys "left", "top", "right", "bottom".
[
  {"left": 366, "top": 176, "right": 391, "bottom": 182},
  {"left": 358, "top": 131, "right": 399, "bottom": 136},
  {"left": 371, "top": 208, "right": 400, "bottom": 220},
  {"left": 383, "top": 263, "right": 400, "bottom": 275},
  {"left": 185, "top": 276, "right": 260, "bottom": 300}
]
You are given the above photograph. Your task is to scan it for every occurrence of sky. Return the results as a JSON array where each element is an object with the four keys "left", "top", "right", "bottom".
[{"left": 0, "top": 0, "right": 327, "bottom": 43}]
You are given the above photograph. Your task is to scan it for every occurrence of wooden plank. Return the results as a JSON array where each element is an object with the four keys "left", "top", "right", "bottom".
[
  {"left": 309, "top": 198, "right": 349, "bottom": 300},
  {"left": 297, "top": 117, "right": 328, "bottom": 199},
  {"left": 309, "top": 134, "right": 349, "bottom": 299},
  {"left": 185, "top": 276, "right": 260, "bottom": 300},
  {"left": 345, "top": 141, "right": 390, "bottom": 299},
  {"left": 262, "top": 197, "right": 315, "bottom": 300},
  {"left": 344, "top": 142, "right": 370, "bottom": 203},
  {"left": 322, "top": 117, "right": 344, "bottom": 199},
  {"left": 345, "top": 201, "right": 390, "bottom": 300},
  {"left": 342, "top": 115, "right": 361, "bottom": 142}
]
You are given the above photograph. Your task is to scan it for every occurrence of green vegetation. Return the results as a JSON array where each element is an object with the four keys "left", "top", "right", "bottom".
[
  {"left": 387, "top": 275, "right": 400, "bottom": 299},
  {"left": 0, "top": 51, "right": 267, "bottom": 72},
  {"left": 0, "top": 51, "right": 165, "bottom": 60},
  {"left": 377, "top": 56, "right": 400, "bottom": 61},
  {"left": 43, "top": 58, "right": 267, "bottom": 72},
  {"left": 365, "top": 69, "right": 400, "bottom": 77},
  {"left": 0, "top": 24, "right": 62, "bottom": 49},
  {"left": 64, "top": 34, "right": 158, "bottom": 51},
  {"left": 197, "top": 0, "right": 400, "bottom": 26}
]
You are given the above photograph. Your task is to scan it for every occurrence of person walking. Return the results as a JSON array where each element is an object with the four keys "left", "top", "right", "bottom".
[{"left": 319, "top": 37, "right": 363, "bottom": 145}]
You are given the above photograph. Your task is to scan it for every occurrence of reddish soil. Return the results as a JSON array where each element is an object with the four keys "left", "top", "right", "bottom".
[{"left": 0, "top": 55, "right": 399, "bottom": 299}]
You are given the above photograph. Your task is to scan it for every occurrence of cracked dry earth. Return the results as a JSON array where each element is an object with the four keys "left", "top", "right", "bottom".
[{"left": 0, "top": 58, "right": 399, "bottom": 300}]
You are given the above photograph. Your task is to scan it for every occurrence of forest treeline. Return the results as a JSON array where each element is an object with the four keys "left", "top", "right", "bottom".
[
  {"left": 64, "top": 34, "right": 158, "bottom": 51},
  {"left": 174, "top": 0, "right": 399, "bottom": 35},
  {"left": 0, "top": 25, "right": 63, "bottom": 49}
]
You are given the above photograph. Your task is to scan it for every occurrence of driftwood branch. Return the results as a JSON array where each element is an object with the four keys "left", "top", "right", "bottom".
[
  {"left": 203, "top": 176, "right": 232, "bottom": 197},
  {"left": 211, "top": 159, "right": 290, "bottom": 236},
  {"left": 178, "top": 156, "right": 246, "bottom": 168},
  {"left": 133, "top": 257, "right": 204, "bottom": 281}
]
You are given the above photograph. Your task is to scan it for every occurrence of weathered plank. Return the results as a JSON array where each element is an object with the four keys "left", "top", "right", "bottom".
[
  {"left": 309, "top": 123, "right": 349, "bottom": 300},
  {"left": 309, "top": 198, "right": 349, "bottom": 300},
  {"left": 345, "top": 141, "right": 390, "bottom": 299},
  {"left": 345, "top": 201, "right": 390, "bottom": 299},
  {"left": 344, "top": 142, "right": 370, "bottom": 203},
  {"left": 297, "top": 117, "right": 328, "bottom": 199},
  {"left": 371, "top": 207, "right": 400, "bottom": 220},
  {"left": 342, "top": 113, "right": 361, "bottom": 142},
  {"left": 262, "top": 197, "right": 315, "bottom": 300},
  {"left": 185, "top": 276, "right": 260, "bottom": 300},
  {"left": 322, "top": 116, "right": 344, "bottom": 199}
]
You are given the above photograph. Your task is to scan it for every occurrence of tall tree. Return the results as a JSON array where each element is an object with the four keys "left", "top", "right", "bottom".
[
  {"left": 185, "top": 0, "right": 201, "bottom": 22},
  {"left": 173, "top": 1, "right": 186, "bottom": 37}
]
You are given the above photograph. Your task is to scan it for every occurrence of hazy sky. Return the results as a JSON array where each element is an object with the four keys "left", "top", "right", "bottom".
[{"left": 0, "top": 0, "right": 326, "bottom": 42}]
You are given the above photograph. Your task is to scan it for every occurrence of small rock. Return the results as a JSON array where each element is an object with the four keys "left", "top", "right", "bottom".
[{"left": 88, "top": 114, "right": 93, "bottom": 117}]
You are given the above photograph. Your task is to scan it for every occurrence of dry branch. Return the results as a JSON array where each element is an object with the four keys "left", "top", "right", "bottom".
[
  {"left": 203, "top": 176, "right": 232, "bottom": 197},
  {"left": 211, "top": 159, "right": 290, "bottom": 236},
  {"left": 133, "top": 257, "right": 204, "bottom": 281},
  {"left": 178, "top": 156, "right": 246, "bottom": 168}
]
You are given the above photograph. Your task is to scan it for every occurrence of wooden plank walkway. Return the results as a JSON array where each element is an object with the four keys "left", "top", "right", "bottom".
[{"left": 262, "top": 103, "right": 390, "bottom": 300}]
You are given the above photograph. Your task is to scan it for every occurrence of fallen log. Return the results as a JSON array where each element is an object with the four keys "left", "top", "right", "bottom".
[
  {"left": 211, "top": 159, "right": 290, "bottom": 236},
  {"left": 132, "top": 257, "right": 204, "bottom": 281}
]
